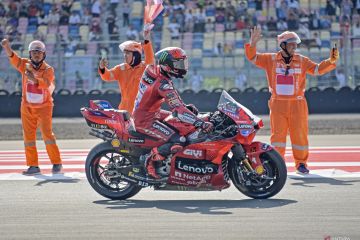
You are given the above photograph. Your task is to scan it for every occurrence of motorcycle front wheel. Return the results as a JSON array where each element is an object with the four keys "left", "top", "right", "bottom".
[
  {"left": 85, "top": 141, "right": 142, "bottom": 200},
  {"left": 229, "top": 149, "right": 287, "bottom": 199}
]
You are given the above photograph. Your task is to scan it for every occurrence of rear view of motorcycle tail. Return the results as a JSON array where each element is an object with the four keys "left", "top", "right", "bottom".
[{"left": 80, "top": 91, "right": 287, "bottom": 200}]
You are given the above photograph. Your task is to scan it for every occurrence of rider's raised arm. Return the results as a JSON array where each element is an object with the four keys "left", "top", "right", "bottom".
[{"left": 158, "top": 79, "right": 204, "bottom": 127}]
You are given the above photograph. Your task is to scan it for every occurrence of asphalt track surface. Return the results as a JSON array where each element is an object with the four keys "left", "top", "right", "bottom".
[{"left": 0, "top": 134, "right": 359, "bottom": 240}]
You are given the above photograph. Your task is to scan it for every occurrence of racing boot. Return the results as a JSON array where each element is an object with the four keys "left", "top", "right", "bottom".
[{"left": 145, "top": 148, "right": 165, "bottom": 179}]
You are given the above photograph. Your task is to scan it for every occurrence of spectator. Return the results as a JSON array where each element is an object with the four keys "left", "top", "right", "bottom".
[
  {"left": 190, "top": 69, "right": 204, "bottom": 92},
  {"left": 298, "top": 23, "right": 310, "bottom": 39},
  {"left": 48, "top": 9, "right": 60, "bottom": 27},
  {"left": 341, "top": 0, "right": 353, "bottom": 18},
  {"left": 326, "top": 0, "right": 337, "bottom": 19},
  {"left": 205, "top": 1, "right": 216, "bottom": 16},
  {"left": 194, "top": 8, "right": 206, "bottom": 32},
  {"left": 167, "top": 18, "right": 180, "bottom": 39},
  {"left": 236, "top": 1, "right": 247, "bottom": 17},
  {"left": 276, "top": 1, "right": 288, "bottom": 21},
  {"left": 110, "top": 0, "right": 119, "bottom": 14},
  {"left": 28, "top": 2, "right": 39, "bottom": 18},
  {"left": 61, "top": 0, "right": 73, "bottom": 15},
  {"left": 122, "top": 0, "right": 131, "bottom": 27},
  {"left": 59, "top": 11, "right": 70, "bottom": 25},
  {"left": 309, "top": 10, "right": 320, "bottom": 30},
  {"left": 205, "top": 18, "right": 214, "bottom": 32},
  {"left": 37, "top": 10, "right": 48, "bottom": 26},
  {"left": 213, "top": 42, "right": 223, "bottom": 56},
  {"left": 353, "top": 21, "right": 360, "bottom": 37},
  {"left": 33, "top": 30, "right": 45, "bottom": 42},
  {"left": 91, "top": 0, "right": 101, "bottom": 18},
  {"left": 223, "top": 42, "right": 234, "bottom": 56},
  {"left": 75, "top": 70, "right": 84, "bottom": 89},
  {"left": 184, "top": 9, "right": 194, "bottom": 32},
  {"left": 225, "top": 1, "right": 236, "bottom": 21},
  {"left": 277, "top": 19, "right": 288, "bottom": 31},
  {"left": 234, "top": 71, "right": 247, "bottom": 90},
  {"left": 81, "top": 8, "right": 92, "bottom": 25},
  {"left": 110, "top": 25, "right": 120, "bottom": 55},
  {"left": 69, "top": 11, "right": 81, "bottom": 25},
  {"left": 106, "top": 13, "right": 116, "bottom": 34},
  {"left": 19, "top": 2, "right": 28, "bottom": 18},
  {"left": 356, "top": 0, "right": 360, "bottom": 15},
  {"left": 126, "top": 24, "right": 139, "bottom": 40},
  {"left": 287, "top": 12, "right": 299, "bottom": 30},
  {"left": 215, "top": 11, "right": 225, "bottom": 24},
  {"left": 236, "top": 16, "right": 248, "bottom": 30},
  {"left": 336, "top": 68, "right": 346, "bottom": 87},
  {"left": 267, "top": 17, "right": 278, "bottom": 31},
  {"left": 225, "top": 16, "right": 236, "bottom": 31}
]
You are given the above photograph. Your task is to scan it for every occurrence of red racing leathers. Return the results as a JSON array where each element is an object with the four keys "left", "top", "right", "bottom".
[{"left": 133, "top": 64, "right": 207, "bottom": 147}]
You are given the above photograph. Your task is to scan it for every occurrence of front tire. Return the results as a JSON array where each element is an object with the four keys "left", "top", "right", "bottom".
[
  {"left": 85, "top": 141, "right": 142, "bottom": 200},
  {"left": 229, "top": 149, "right": 287, "bottom": 199}
]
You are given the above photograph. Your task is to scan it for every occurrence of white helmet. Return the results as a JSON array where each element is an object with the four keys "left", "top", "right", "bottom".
[{"left": 28, "top": 40, "right": 46, "bottom": 52}]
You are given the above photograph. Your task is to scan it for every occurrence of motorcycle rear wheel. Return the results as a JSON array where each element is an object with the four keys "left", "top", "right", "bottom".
[
  {"left": 85, "top": 141, "right": 142, "bottom": 200},
  {"left": 229, "top": 149, "right": 287, "bottom": 199}
]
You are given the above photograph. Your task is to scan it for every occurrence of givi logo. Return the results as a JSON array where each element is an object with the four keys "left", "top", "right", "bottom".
[{"left": 183, "top": 149, "right": 203, "bottom": 158}]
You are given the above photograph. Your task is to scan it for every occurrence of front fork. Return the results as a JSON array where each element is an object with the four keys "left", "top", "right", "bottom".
[{"left": 232, "top": 143, "right": 269, "bottom": 176}]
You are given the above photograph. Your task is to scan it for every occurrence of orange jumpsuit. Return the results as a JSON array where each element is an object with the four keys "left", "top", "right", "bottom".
[
  {"left": 98, "top": 41, "right": 154, "bottom": 112},
  {"left": 8, "top": 52, "right": 62, "bottom": 167},
  {"left": 245, "top": 43, "right": 336, "bottom": 168}
]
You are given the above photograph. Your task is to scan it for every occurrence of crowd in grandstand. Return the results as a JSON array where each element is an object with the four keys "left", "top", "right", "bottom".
[{"left": 1, "top": 0, "right": 360, "bottom": 92}]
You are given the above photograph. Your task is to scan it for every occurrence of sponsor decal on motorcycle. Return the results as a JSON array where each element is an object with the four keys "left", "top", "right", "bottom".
[
  {"left": 111, "top": 139, "right": 121, "bottom": 147},
  {"left": 178, "top": 112, "right": 196, "bottom": 123},
  {"left": 174, "top": 171, "right": 211, "bottom": 181},
  {"left": 238, "top": 124, "right": 253, "bottom": 129},
  {"left": 152, "top": 122, "right": 171, "bottom": 136},
  {"left": 105, "top": 119, "right": 118, "bottom": 124},
  {"left": 240, "top": 129, "right": 252, "bottom": 137},
  {"left": 87, "top": 120, "right": 109, "bottom": 129},
  {"left": 175, "top": 159, "right": 218, "bottom": 174},
  {"left": 128, "top": 138, "right": 145, "bottom": 143},
  {"left": 183, "top": 149, "right": 203, "bottom": 158}
]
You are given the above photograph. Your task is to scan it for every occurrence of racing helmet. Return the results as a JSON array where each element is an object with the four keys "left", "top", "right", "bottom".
[
  {"left": 119, "top": 41, "right": 142, "bottom": 54},
  {"left": 277, "top": 31, "right": 301, "bottom": 46},
  {"left": 155, "top": 47, "right": 188, "bottom": 78}
]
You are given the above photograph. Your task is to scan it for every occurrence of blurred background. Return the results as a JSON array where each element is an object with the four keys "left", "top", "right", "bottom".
[{"left": 0, "top": 0, "right": 359, "bottom": 116}]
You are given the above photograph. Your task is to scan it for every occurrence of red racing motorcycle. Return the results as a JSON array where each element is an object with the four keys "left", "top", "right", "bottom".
[{"left": 80, "top": 90, "right": 287, "bottom": 200}]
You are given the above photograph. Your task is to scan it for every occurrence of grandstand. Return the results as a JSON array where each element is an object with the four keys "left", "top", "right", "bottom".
[{"left": 0, "top": 0, "right": 360, "bottom": 94}]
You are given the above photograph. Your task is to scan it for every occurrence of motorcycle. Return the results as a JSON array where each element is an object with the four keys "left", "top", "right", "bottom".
[{"left": 80, "top": 90, "right": 287, "bottom": 200}]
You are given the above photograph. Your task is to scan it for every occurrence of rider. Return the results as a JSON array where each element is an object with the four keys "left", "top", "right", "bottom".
[{"left": 132, "top": 47, "right": 214, "bottom": 179}]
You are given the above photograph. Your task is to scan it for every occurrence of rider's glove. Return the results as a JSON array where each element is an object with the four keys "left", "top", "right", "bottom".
[
  {"left": 186, "top": 104, "right": 199, "bottom": 115},
  {"left": 200, "top": 121, "right": 214, "bottom": 133}
]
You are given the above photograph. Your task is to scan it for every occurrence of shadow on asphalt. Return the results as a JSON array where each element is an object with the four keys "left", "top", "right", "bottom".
[
  {"left": 93, "top": 199, "right": 297, "bottom": 214},
  {"left": 290, "top": 177, "right": 360, "bottom": 187},
  {"left": 33, "top": 174, "right": 81, "bottom": 186}
]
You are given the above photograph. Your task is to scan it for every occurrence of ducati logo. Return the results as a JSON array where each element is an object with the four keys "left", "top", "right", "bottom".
[{"left": 183, "top": 149, "right": 203, "bottom": 158}]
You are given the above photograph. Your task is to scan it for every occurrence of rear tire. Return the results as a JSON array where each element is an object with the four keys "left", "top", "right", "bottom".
[
  {"left": 85, "top": 141, "right": 142, "bottom": 200},
  {"left": 229, "top": 149, "right": 287, "bottom": 199}
]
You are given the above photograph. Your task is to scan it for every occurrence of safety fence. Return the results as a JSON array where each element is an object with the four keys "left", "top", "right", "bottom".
[{"left": 0, "top": 87, "right": 359, "bottom": 118}]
